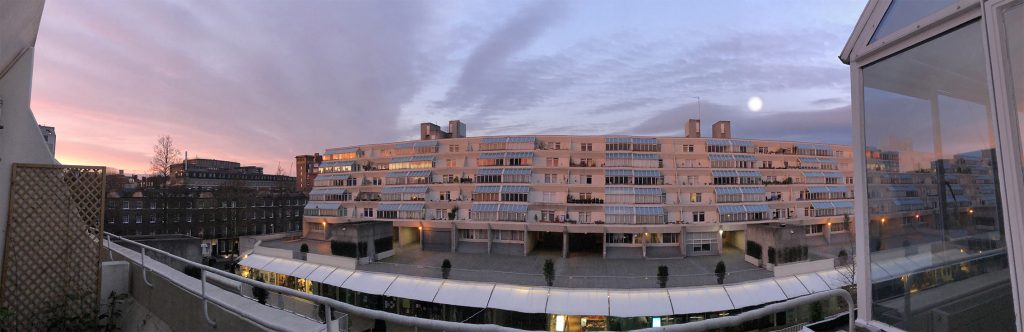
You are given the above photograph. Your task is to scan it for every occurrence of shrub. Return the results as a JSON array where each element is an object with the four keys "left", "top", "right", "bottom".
[
  {"left": 543, "top": 259, "right": 555, "bottom": 286},
  {"left": 441, "top": 259, "right": 452, "bottom": 279},
  {"left": 300, "top": 243, "right": 309, "bottom": 253},
  {"left": 657, "top": 265, "right": 669, "bottom": 288},
  {"left": 837, "top": 249, "right": 849, "bottom": 266},
  {"left": 715, "top": 261, "right": 726, "bottom": 285}
]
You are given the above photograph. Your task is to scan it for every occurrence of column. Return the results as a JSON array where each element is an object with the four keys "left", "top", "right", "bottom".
[{"left": 562, "top": 230, "right": 569, "bottom": 258}]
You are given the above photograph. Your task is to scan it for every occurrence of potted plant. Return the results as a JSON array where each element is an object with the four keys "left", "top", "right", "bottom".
[
  {"left": 543, "top": 259, "right": 555, "bottom": 286},
  {"left": 300, "top": 243, "right": 309, "bottom": 253},
  {"left": 252, "top": 275, "right": 269, "bottom": 305},
  {"left": 657, "top": 265, "right": 669, "bottom": 288},
  {"left": 441, "top": 259, "right": 452, "bottom": 279},
  {"left": 715, "top": 261, "right": 726, "bottom": 285}
]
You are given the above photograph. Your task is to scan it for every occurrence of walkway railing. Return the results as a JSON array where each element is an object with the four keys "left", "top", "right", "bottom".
[{"left": 102, "top": 232, "right": 528, "bottom": 332}]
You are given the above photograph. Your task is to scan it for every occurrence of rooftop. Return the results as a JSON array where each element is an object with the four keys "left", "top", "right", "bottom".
[{"left": 260, "top": 238, "right": 774, "bottom": 289}]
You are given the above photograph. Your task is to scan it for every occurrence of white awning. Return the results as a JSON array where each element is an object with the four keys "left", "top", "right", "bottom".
[
  {"left": 795, "top": 272, "right": 831, "bottom": 293},
  {"left": 261, "top": 258, "right": 306, "bottom": 276},
  {"left": 487, "top": 285, "right": 549, "bottom": 314},
  {"left": 433, "top": 280, "right": 495, "bottom": 308},
  {"left": 238, "top": 254, "right": 275, "bottom": 270},
  {"left": 774, "top": 276, "right": 810, "bottom": 298},
  {"left": 608, "top": 289, "right": 674, "bottom": 317},
  {"left": 383, "top": 276, "right": 443, "bottom": 302},
  {"left": 667, "top": 286, "right": 734, "bottom": 314},
  {"left": 546, "top": 288, "right": 609, "bottom": 316},
  {"left": 306, "top": 266, "right": 338, "bottom": 283},
  {"left": 321, "top": 269, "right": 355, "bottom": 287},
  {"left": 724, "top": 279, "right": 787, "bottom": 309},
  {"left": 341, "top": 271, "right": 397, "bottom": 295},
  {"left": 291, "top": 263, "right": 319, "bottom": 279},
  {"left": 815, "top": 269, "right": 850, "bottom": 289}
]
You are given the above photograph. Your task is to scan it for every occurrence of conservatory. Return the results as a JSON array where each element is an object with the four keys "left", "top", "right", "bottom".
[{"left": 841, "top": 0, "right": 1023, "bottom": 330}]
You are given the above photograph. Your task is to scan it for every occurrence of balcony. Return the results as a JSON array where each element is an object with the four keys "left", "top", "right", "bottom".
[{"left": 566, "top": 196, "right": 605, "bottom": 204}]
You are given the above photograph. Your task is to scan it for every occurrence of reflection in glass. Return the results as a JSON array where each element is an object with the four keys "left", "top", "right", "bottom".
[
  {"left": 1005, "top": 3, "right": 1024, "bottom": 157},
  {"left": 870, "top": 0, "right": 957, "bottom": 43},
  {"left": 862, "top": 21, "right": 1015, "bottom": 330}
]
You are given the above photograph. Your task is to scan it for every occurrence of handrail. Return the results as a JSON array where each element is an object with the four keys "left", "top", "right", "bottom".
[
  {"left": 102, "top": 232, "right": 531, "bottom": 332},
  {"left": 631, "top": 288, "right": 854, "bottom": 332}
]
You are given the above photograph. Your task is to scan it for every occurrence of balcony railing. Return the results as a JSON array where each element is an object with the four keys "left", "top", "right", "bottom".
[{"left": 102, "top": 232, "right": 524, "bottom": 332}]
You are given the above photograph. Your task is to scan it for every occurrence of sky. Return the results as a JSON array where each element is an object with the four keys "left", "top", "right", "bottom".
[{"left": 31, "top": 0, "right": 867, "bottom": 175}]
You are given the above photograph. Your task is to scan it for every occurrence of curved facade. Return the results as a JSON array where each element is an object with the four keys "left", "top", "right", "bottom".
[{"left": 303, "top": 123, "right": 855, "bottom": 259}]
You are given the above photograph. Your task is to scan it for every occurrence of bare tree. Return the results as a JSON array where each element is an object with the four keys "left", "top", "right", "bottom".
[
  {"left": 150, "top": 135, "right": 182, "bottom": 176},
  {"left": 275, "top": 162, "right": 285, "bottom": 176}
]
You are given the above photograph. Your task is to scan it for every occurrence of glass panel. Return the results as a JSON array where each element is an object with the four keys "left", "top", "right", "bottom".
[
  {"left": 1005, "top": 3, "right": 1024, "bottom": 160},
  {"left": 870, "top": 0, "right": 957, "bottom": 43},
  {"left": 862, "top": 20, "right": 1015, "bottom": 330}
]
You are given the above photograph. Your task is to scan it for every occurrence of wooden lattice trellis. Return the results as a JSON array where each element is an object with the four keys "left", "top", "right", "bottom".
[{"left": 1, "top": 164, "right": 105, "bottom": 330}]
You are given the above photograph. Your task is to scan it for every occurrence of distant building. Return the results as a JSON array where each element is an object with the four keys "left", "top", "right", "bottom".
[
  {"left": 103, "top": 182, "right": 305, "bottom": 257},
  {"left": 168, "top": 158, "right": 296, "bottom": 189},
  {"left": 105, "top": 158, "right": 305, "bottom": 256},
  {"left": 295, "top": 153, "right": 322, "bottom": 192},
  {"left": 38, "top": 125, "right": 55, "bottom": 156}
]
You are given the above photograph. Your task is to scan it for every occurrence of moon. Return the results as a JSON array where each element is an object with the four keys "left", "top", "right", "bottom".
[{"left": 747, "top": 96, "right": 763, "bottom": 112}]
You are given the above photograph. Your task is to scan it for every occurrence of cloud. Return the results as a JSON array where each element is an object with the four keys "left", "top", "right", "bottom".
[
  {"left": 34, "top": 0, "right": 440, "bottom": 172},
  {"left": 625, "top": 101, "right": 853, "bottom": 144},
  {"left": 29, "top": 1, "right": 863, "bottom": 174}
]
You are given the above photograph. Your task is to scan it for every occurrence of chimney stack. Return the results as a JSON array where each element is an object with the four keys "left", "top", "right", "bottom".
[
  {"left": 685, "top": 119, "right": 701, "bottom": 138},
  {"left": 712, "top": 121, "right": 732, "bottom": 138}
]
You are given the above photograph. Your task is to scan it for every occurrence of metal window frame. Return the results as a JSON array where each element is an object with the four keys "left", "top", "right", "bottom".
[{"left": 847, "top": 0, "right": 1024, "bottom": 328}]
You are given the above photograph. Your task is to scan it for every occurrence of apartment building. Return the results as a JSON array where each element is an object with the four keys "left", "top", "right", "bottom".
[
  {"left": 295, "top": 153, "right": 323, "bottom": 192},
  {"left": 303, "top": 119, "right": 854, "bottom": 259},
  {"left": 105, "top": 160, "right": 306, "bottom": 256}
]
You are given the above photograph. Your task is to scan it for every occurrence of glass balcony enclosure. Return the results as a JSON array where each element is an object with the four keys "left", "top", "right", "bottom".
[{"left": 842, "top": 0, "right": 1024, "bottom": 330}]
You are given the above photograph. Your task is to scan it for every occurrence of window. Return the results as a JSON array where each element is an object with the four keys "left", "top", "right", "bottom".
[
  {"left": 440, "top": 191, "right": 451, "bottom": 201},
  {"left": 861, "top": 19, "right": 1013, "bottom": 330},
  {"left": 363, "top": 208, "right": 374, "bottom": 218},
  {"left": 122, "top": 215, "right": 129, "bottom": 224},
  {"left": 580, "top": 143, "right": 593, "bottom": 151},
  {"left": 584, "top": 175, "right": 592, "bottom": 184},
  {"left": 544, "top": 174, "right": 558, "bottom": 184},
  {"left": 449, "top": 144, "right": 460, "bottom": 152},
  {"left": 691, "top": 211, "right": 705, "bottom": 223},
  {"left": 686, "top": 176, "right": 698, "bottom": 186},
  {"left": 758, "top": 146, "right": 769, "bottom": 154},
  {"left": 446, "top": 159, "right": 457, "bottom": 168},
  {"left": 545, "top": 157, "right": 559, "bottom": 167},
  {"left": 689, "top": 193, "right": 702, "bottom": 203},
  {"left": 122, "top": 201, "right": 129, "bottom": 209},
  {"left": 805, "top": 224, "right": 824, "bottom": 235},
  {"left": 682, "top": 144, "right": 694, "bottom": 152},
  {"left": 762, "top": 161, "right": 773, "bottom": 169},
  {"left": 150, "top": 214, "right": 156, "bottom": 223},
  {"left": 830, "top": 222, "right": 848, "bottom": 233},
  {"left": 545, "top": 142, "right": 561, "bottom": 150}
]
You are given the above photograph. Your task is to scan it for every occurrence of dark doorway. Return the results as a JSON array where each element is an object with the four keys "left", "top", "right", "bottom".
[
  {"left": 534, "top": 231, "right": 563, "bottom": 251},
  {"left": 568, "top": 233, "right": 603, "bottom": 256}
]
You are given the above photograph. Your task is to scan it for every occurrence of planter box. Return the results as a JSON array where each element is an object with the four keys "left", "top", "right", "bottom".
[{"left": 743, "top": 254, "right": 763, "bottom": 267}]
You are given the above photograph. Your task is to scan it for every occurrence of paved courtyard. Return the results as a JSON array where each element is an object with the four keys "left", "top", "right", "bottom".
[{"left": 358, "top": 244, "right": 771, "bottom": 289}]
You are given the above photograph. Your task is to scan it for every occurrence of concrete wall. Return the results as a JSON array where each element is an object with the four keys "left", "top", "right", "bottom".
[
  {"left": 491, "top": 242, "right": 525, "bottom": 256},
  {"left": 456, "top": 241, "right": 487, "bottom": 254},
  {"left": 605, "top": 246, "right": 643, "bottom": 259},
  {"left": 253, "top": 246, "right": 294, "bottom": 260},
  {"left": 396, "top": 227, "right": 419, "bottom": 247},
  {"left": 422, "top": 229, "right": 451, "bottom": 252},
  {"left": 646, "top": 245, "right": 682, "bottom": 258},
  {"left": 127, "top": 236, "right": 203, "bottom": 270}
]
